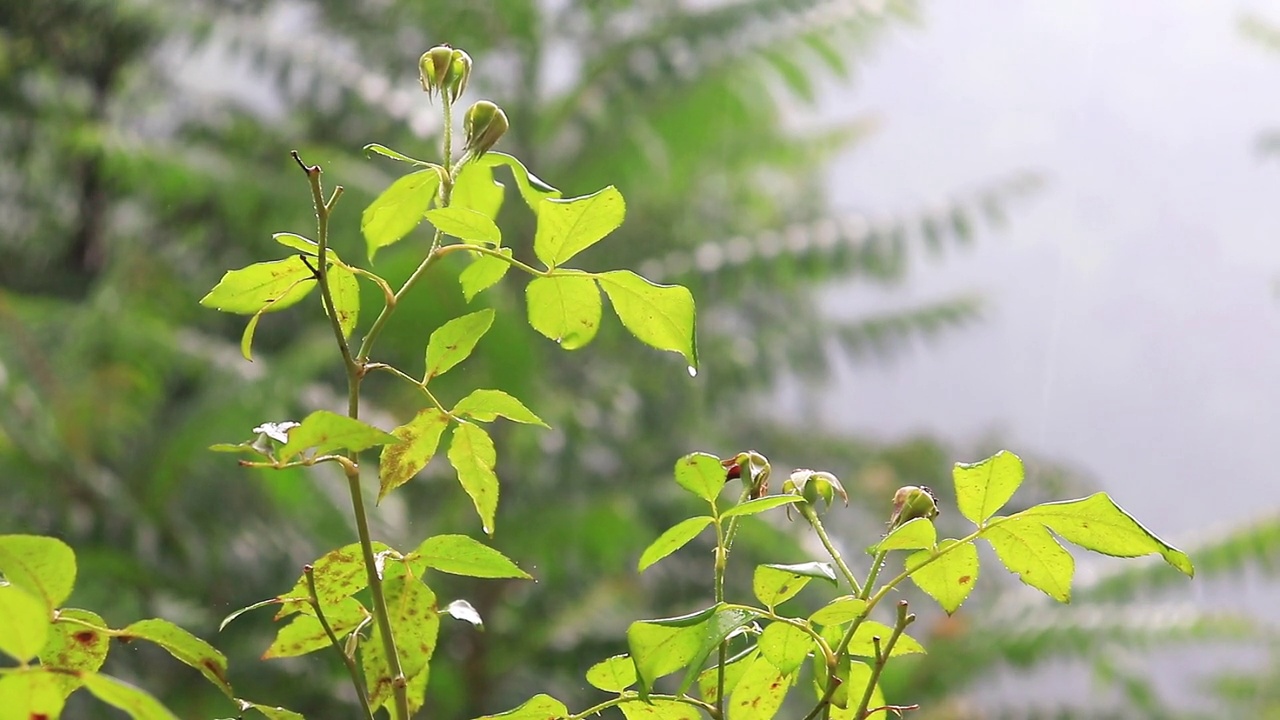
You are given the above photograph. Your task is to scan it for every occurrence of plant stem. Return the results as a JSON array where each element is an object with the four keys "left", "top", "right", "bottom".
[
  {"left": 860, "top": 550, "right": 887, "bottom": 601},
  {"left": 306, "top": 565, "right": 375, "bottom": 720},
  {"left": 712, "top": 511, "right": 729, "bottom": 719},
  {"left": 851, "top": 601, "right": 913, "bottom": 720},
  {"left": 804, "top": 507, "right": 862, "bottom": 596},
  {"left": 569, "top": 693, "right": 717, "bottom": 720}
]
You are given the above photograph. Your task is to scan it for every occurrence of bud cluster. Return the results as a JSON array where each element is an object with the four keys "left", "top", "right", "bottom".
[{"left": 419, "top": 45, "right": 471, "bottom": 102}]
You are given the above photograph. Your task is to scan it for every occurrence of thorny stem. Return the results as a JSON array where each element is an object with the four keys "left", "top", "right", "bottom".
[
  {"left": 295, "top": 152, "right": 411, "bottom": 720},
  {"left": 306, "top": 565, "right": 374, "bottom": 720}
]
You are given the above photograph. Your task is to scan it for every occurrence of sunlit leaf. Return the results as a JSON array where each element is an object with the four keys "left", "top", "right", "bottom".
[
  {"left": 406, "top": 534, "right": 530, "bottom": 579},
  {"left": 953, "top": 450, "right": 1024, "bottom": 525},
  {"left": 363, "top": 143, "right": 431, "bottom": 166},
  {"left": 452, "top": 389, "right": 547, "bottom": 427},
  {"left": 479, "top": 152, "right": 561, "bottom": 210},
  {"left": 906, "top": 539, "right": 980, "bottom": 614},
  {"left": 984, "top": 517, "right": 1075, "bottom": 602},
  {"left": 0, "top": 670, "right": 64, "bottom": 720},
  {"left": 619, "top": 699, "right": 701, "bottom": 720},
  {"left": 473, "top": 694, "right": 568, "bottom": 720},
  {"left": 586, "top": 654, "right": 637, "bottom": 692},
  {"left": 720, "top": 496, "right": 803, "bottom": 519},
  {"left": 276, "top": 542, "right": 394, "bottom": 611},
  {"left": 728, "top": 654, "right": 790, "bottom": 720},
  {"left": 200, "top": 257, "right": 316, "bottom": 315},
  {"left": 273, "top": 232, "right": 318, "bottom": 255},
  {"left": 0, "top": 534, "right": 76, "bottom": 610},
  {"left": 525, "top": 272, "right": 601, "bottom": 349},
  {"left": 809, "top": 596, "right": 868, "bottom": 626},
  {"left": 827, "top": 660, "right": 887, "bottom": 720},
  {"left": 327, "top": 263, "right": 360, "bottom": 338},
  {"left": 1021, "top": 492, "right": 1195, "bottom": 576},
  {"left": 425, "top": 206, "right": 501, "bottom": 245},
  {"left": 460, "top": 250, "right": 512, "bottom": 302},
  {"left": 845, "top": 621, "right": 926, "bottom": 657},
  {"left": 81, "top": 672, "right": 179, "bottom": 720},
  {"left": 278, "top": 410, "right": 398, "bottom": 461},
  {"left": 627, "top": 604, "right": 760, "bottom": 697},
  {"left": 447, "top": 423, "right": 500, "bottom": 534},
  {"left": 533, "top": 186, "right": 625, "bottom": 267},
  {"left": 362, "top": 168, "right": 442, "bottom": 261},
  {"left": 759, "top": 621, "right": 813, "bottom": 675},
  {"left": 0, "top": 585, "right": 49, "bottom": 662},
  {"left": 362, "top": 575, "right": 438, "bottom": 710},
  {"left": 874, "top": 517, "right": 937, "bottom": 552},
  {"left": 379, "top": 409, "right": 451, "bottom": 501},
  {"left": 597, "top": 270, "right": 697, "bottom": 367},
  {"left": 452, "top": 161, "right": 505, "bottom": 220},
  {"left": 637, "top": 516, "right": 713, "bottom": 572},
  {"left": 753, "top": 562, "right": 835, "bottom": 608},
  {"left": 119, "top": 619, "right": 232, "bottom": 697},
  {"left": 42, "top": 608, "right": 110, "bottom": 698},
  {"left": 236, "top": 699, "right": 305, "bottom": 720},
  {"left": 425, "top": 309, "right": 495, "bottom": 380},
  {"left": 696, "top": 648, "right": 757, "bottom": 705},
  {"left": 263, "top": 598, "right": 367, "bottom": 659},
  {"left": 673, "top": 452, "right": 725, "bottom": 503}
]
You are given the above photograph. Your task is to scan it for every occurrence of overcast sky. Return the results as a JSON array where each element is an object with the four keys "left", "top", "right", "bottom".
[{"left": 812, "top": 0, "right": 1280, "bottom": 537}]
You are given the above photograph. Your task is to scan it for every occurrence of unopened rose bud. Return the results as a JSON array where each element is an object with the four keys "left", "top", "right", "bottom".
[
  {"left": 889, "top": 485, "right": 938, "bottom": 527},
  {"left": 785, "top": 469, "right": 848, "bottom": 516},
  {"left": 463, "top": 100, "right": 508, "bottom": 158},
  {"left": 420, "top": 45, "right": 471, "bottom": 101}
]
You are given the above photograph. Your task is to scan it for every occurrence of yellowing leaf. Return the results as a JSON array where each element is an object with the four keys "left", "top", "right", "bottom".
[
  {"left": 200, "top": 257, "right": 315, "bottom": 315},
  {"left": 1021, "top": 492, "right": 1195, "bottom": 577},
  {"left": 379, "top": 409, "right": 451, "bottom": 501},
  {"left": 526, "top": 273, "right": 601, "bottom": 349},
  {"left": 425, "top": 309, "right": 495, "bottom": 380},
  {"left": 362, "top": 576, "right": 438, "bottom": 710},
  {"left": 425, "top": 206, "right": 501, "bottom": 245},
  {"left": 533, "top": 186, "right": 624, "bottom": 267},
  {"left": 984, "top": 517, "right": 1075, "bottom": 602},
  {"left": 406, "top": 534, "right": 530, "bottom": 579},
  {"left": 638, "top": 517, "right": 713, "bottom": 572},
  {"left": 597, "top": 270, "right": 697, "bottom": 367},
  {"left": 953, "top": 450, "right": 1024, "bottom": 526},
  {"left": 452, "top": 389, "right": 547, "bottom": 427},
  {"left": 447, "top": 422, "right": 500, "bottom": 534},
  {"left": 0, "top": 534, "right": 76, "bottom": 610},
  {"left": 276, "top": 542, "right": 394, "bottom": 611},
  {"left": 42, "top": 608, "right": 110, "bottom": 698},
  {"left": 263, "top": 598, "right": 367, "bottom": 659},
  {"left": 460, "top": 250, "right": 512, "bottom": 302},
  {"left": 362, "top": 168, "right": 442, "bottom": 260},
  {"left": 586, "top": 654, "right": 637, "bottom": 692},
  {"left": 906, "top": 539, "right": 980, "bottom": 614}
]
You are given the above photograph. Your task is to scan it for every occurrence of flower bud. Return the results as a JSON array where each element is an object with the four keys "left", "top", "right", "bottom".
[
  {"left": 784, "top": 469, "right": 848, "bottom": 515},
  {"left": 889, "top": 485, "right": 938, "bottom": 528},
  {"left": 463, "top": 100, "right": 508, "bottom": 158},
  {"left": 725, "top": 451, "right": 770, "bottom": 500},
  {"left": 419, "top": 45, "right": 472, "bottom": 101}
]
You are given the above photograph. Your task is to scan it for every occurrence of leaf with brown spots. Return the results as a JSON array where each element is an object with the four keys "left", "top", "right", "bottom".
[
  {"left": 728, "top": 655, "right": 790, "bottom": 720},
  {"left": 379, "top": 409, "right": 451, "bottom": 502},
  {"left": 0, "top": 670, "right": 65, "bottom": 719},
  {"left": 276, "top": 542, "right": 394, "bottom": 614},
  {"left": 41, "top": 608, "right": 110, "bottom": 698},
  {"left": 118, "top": 619, "right": 233, "bottom": 698},
  {"left": 525, "top": 272, "right": 601, "bottom": 350},
  {"left": 906, "top": 538, "right": 980, "bottom": 615},
  {"left": 447, "top": 422, "right": 500, "bottom": 534},
  {"left": 361, "top": 575, "right": 439, "bottom": 711},
  {"left": 263, "top": 597, "right": 367, "bottom": 659},
  {"left": 424, "top": 309, "right": 495, "bottom": 380}
]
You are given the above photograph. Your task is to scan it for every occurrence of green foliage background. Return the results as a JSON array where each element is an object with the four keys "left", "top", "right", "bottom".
[{"left": 0, "top": 1, "right": 1262, "bottom": 718}]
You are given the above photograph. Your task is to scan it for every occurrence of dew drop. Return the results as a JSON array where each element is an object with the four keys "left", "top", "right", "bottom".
[{"left": 687, "top": 365, "right": 698, "bottom": 378}]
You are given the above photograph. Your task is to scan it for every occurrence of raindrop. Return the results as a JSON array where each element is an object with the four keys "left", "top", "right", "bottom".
[{"left": 687, "top": 366, "right": 698, "bottom": 378}]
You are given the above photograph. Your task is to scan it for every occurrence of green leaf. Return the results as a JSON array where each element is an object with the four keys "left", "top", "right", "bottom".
[
  {"left": 328, "top": 263, "right": 360, "bottom": 339},
  {"left": 984, "top": 517, "right": 1075, "bottom": 602},
  {"left": 362, "top": 168, "right": 442, "bottom": 261},
  {"left": 874, "top": 517, "right": 937, "bottom": 552},
  {"left": 81, "top": 672, "right": 179, "bottom": 720},
  {"left": 240, "top": 311, "right": 264, "bottom": 362},
  {"left": 637, "top": 516, "right": 713, "bottom": 572},
  {"left": 460, "top": 250, "right": 512, "bottom": 302},
  {"left": 426, "top": 309, "right": 495, "bottom": 380},
  {"left": 906, "top": 539, "right": 980, "bottom": 614},
  {"left": 273, "top": 232, "right": 318, "bottom": 255},
  {"left": 236, "top": 699, "right": 305, "bottom": 720},
  {"left": 473, "top": 694, "right": 568, "bottom": 720},
  {"left": 728, "top": 654, "right": 791, "bottom": 720},
  {"left": 845, "top": 621, "right": 926, "bottom": 657},
  {"left": 759, "top": 621, "right": 813, "bottom": 675},
  {"left": 219, "top": 598, "right": 281, "bottom": 631},
  {"left": 425, "top": 206, "right": 501, "bottom": 245},
  {"left": 0, "top": 585, "right": 49, "bottom": 661},
  {"left": 276, "top": 542, "right": 393, "bottom": 610},
  {"left": 406, "top": 534, "right": 531, "bottom": 579},
  {"left": 447, "top": 423, "right": 500, "bottom": 534},
  {"left": 451, "top": 161, "right": 505, "bottom": 220},
  {"left": 362, "top": 575, "right": 438, "bottom": 711},
  {"left": 0, "top": 670, "right": 65, "bottom": 720},
  {"left": 379, "top": 409, "right": 451, "bottom": 501},
  {"left": 200, "top": 257, "right": 316, "bottom": 315},
  {"left": 720, "top": 495, "right": 803, "bottom": 519},
  {"left": 479, "top": 152, "right": 562, "bottom": 210},
  {"left": 585, "top": 654, "right": 637, "bottom": 692},
  {"left": 827, "top": 661, "right": 887, "bottom": 720},
  {"left": 626, "top": 605, "right": 760, "bottom": 697},
  {"left": 0, "top": 534, "right": 76, "bottom": 610},
  {"left": 953, "top": 450, "right": 1024, "bottom": 525},
  {"left": 263, "top": 598, "right": 367, "bottom": 659},
  {"left": 525, "top": 273, "right": 601, "bottom": 349},
  {"left": 673, "top": 452, "right": 725, "bottom": 503},
  {"left": 597, "top": 270, "right": 697, "bottom": 368},
  {"left": 809, "top": 596, "right": 868, "bottom": 626},
  {"left": 406, "top": 664, "right": 430, "bottom": 715},
  {"left": 1021, "top": 492, "right": 1195, "bottom": 576},
  {"left": 533, "top": 186, "right": 625, "bottom": 267},
  {"left": 119, "top": 618, "right": 232, "bottom": 697},
  {"left": 278, "top": 410, "right": 399, "bottom": 461},
  {"left": 452, "top": 389, "right": 547, "bottom": 427},
  {"left": 696, "top": 648, "right": 757, "bottom": 705},
  {"left": 363, "top": 143, "right": 431, "bottom": 166},
  {"left": 753, "top": 563, "right": 835, "bottom": 608},
  {"left": 619, "top": 699, "right": 701, "bottom": 720},
  {"left": 42, "top": 608, "right": 110, "bottom": 698}
]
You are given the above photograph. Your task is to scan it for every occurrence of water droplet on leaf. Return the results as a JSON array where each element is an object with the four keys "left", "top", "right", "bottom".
[{"left": 687, "top": 366, "right": 698, "bottom": 378}]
